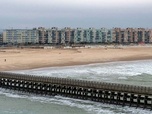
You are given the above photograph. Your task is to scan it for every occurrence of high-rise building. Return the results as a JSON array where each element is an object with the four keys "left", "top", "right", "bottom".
[
  {"left": 107, "top": 29, "right": 113, "bottom": 43},
  {"left": 0, "top": 33, "right": 3, "bottom": 44},
  {"left": 73, "top": 28, "right": 84, "bottom": 43},
  {"left": 95, "top": 29, "right": 103, "bottom": 43},
  {"left": 64, "top": 27, "right": 73, "bottom": 44},
  {"left": 3, "top": 29, "right": 39, "bottom": 44},
  {"left": 112, "top": 28, "right": 151, "bottom": 44},
  {"left": 100, "top": 28, "right": 113, "bottom": 43},
  {"left": 137, "top": 28, "right": 145, "bottom": 43},
  {"left": 2, "top": 27, "right": 152, "bottom": 45},
  {"left": 113, "top": 28, "right": 122, "bottom": 43},
  {"left": 147, "top": 29, "right": 152, "bottom": 43},
  {"left": 38, "top": 27, "right": 47, "bottom": 44},
  {"left": 83, "top": 28, "right": 96, "bottom": 43},
  {"left": 125, "top": 28, "right": 134, "bottom": 43},
  {"left": 47, "top": 27, "right": 60, "bottom": 44}
]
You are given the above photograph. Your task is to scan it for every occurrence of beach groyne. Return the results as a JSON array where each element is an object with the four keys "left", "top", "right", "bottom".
[{"left": 0, "top": 72, "right": 152, "bottom": 109}]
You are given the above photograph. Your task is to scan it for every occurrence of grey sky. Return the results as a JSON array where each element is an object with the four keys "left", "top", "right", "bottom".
[{"left": 0, "top": 0, "right": 152, "bottom": 29}]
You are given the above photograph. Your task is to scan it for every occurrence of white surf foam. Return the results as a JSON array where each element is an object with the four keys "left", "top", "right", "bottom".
[
  {"left": 10, "top": 60, "right": 152, "bottom": 83},
  {"left": 0, "top": 88, "right": 151, "bottom": 114}
]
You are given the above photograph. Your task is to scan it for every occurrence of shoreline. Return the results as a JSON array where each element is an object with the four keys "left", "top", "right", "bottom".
[
  {"left": 0, "top": 46, "right": 152, "bottom": 71},
  {"left": 0, "top": 58, "right": 152, "bottom": 72},
  {"left": 11, "top": 59, "right": 152, "bottom": 72}
]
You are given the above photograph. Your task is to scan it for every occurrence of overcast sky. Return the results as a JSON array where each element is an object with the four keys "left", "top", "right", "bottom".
[{"left": 0, "top": 0, "right": 152, "bottom": 29}]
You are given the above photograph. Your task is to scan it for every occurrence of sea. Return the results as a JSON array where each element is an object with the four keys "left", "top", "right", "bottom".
[{"left": 1, "top": 60, "right": 152, "bottom": 114}]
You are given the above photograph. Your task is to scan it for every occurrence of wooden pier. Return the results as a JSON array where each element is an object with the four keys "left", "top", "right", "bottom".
[{"left": 0, "top": 72, "right": 152, "bottom": 109}]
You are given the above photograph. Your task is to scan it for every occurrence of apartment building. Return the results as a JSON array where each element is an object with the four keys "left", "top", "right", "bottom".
[
  {"left": 125, "top": 28, "right": 134, "bottom": 43},
  {"left": 47, "top": 27, "right": 60, "bottom": 44},
  {"left": 147, "top": 29, "right": 152, "bottom": 43},
  {"left": 38, "top": 27, "right": 47, "bottom": 44},
  {"left": 46, "top": 27, "right": 74, "bottom": 44},
  {"left": 95, "top": 29, "right": 102, "bottom": 43},
  {"left": 137, "top": 28, "right": 145, "bottom": 43},
  {"left": 83, "top": 28, "right": 96, "bottom": 43},
  {"left": 2, "top": 27, "right": 152, "bottom": 45},
  {"left": 100, "top": 28, "right": 113, "bottom": 43},
  {"left": 0, "top": 33, "right": 2, "bottom": 44},
  {"left": 64, "top": 27, "right": 73, "bottom": 44},
  {"left": 3, "top": 29, "right": 39, "bottom": 44},
  {"left": 89, "top": 28, "right": 113, "bottom": 43},
  {"left": 73, "top": 28, "right": 84, "bottom": 43},
  {"left": 113, "top": 28, "right": 152, "bottom": 44},
  {"left": 113, "top": 28, "right": 122, "bottom": 43},
  {"left": 107, "top": 29, "right": 113, "bottom": 43}
]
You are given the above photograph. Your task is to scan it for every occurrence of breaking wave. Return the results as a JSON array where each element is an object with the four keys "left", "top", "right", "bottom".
[{"left": 0, "top": 88, "right": 151, "bottom": 114}]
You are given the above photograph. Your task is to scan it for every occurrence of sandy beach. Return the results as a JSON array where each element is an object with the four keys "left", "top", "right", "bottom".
[{"left": 0, "top": 46, "right": 152, "bottom": 71}]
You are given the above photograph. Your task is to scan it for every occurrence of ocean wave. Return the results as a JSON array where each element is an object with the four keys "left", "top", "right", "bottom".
[
  {"left": 11, "top": 60, "right": 152, "bottom": 77},
  {"left": 0, "top": 88, "right": 151, "bottom": 114},
  {"left": 6, "top": 60, "right": 152, "bottom": 87}
]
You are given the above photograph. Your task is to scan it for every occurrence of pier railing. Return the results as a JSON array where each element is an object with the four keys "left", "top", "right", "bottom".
[{"left": 0, "top": 72, "right": 152, "bottom": 109}]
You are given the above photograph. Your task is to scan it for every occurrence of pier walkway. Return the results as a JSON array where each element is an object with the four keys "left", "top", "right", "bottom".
[{"left": 0, "top": 72, "right": 152, "bottom": 109}]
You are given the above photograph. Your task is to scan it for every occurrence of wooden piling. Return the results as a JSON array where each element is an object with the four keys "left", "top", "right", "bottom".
[{"left": 0, "top": 72, "right": 152, "bottom": 110}]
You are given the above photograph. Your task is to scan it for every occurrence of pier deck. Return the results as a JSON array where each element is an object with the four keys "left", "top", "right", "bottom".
[{"left": 0, "top": 72, "right": 152, "bottom": 109}]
